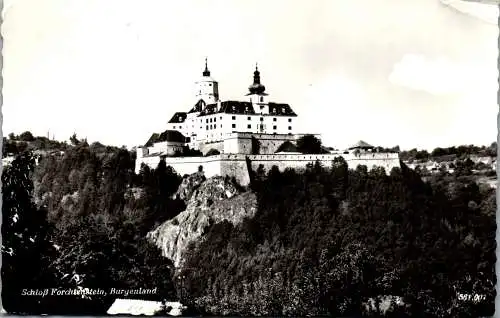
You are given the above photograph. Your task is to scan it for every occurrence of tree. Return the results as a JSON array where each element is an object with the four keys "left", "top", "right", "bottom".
[
  {"left": 70, "top": 133, "right": 80, "bottom": 146},
  {"left": 296, "top": 135, "right": 323, "bottom": 154},
  {"left": 486, "top": 142, "right": 497, "bottom": 157},
  {"left": 2, "top": 152, "right": 56, "bottom": 314},
  {"left": 19, "top": 131, "right": 35, "bottom": 142}
]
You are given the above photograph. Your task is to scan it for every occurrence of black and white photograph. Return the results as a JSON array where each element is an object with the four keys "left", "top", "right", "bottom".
[{"left": 1, "top": 0, "right": 498, "bottom": 316}]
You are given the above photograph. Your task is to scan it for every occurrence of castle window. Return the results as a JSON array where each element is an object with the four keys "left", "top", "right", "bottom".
[
  {"left": 288, "top": 118, "right": 292, "bottom": 122},
  {"left": 206, "top": 125, "right": 208, "bottom": 130},
  {"left": 273, "top": 118, "right": 277, "bottom": 122},
  {"left": 247, "top": 124, "right": 251, "bottom": 129},
  {"left": 232, "top": 116, "right": 236, "bottom": 120},
  {"left": 232, "top": 124, "right": 236, "bottom": 128},
  {"left": 173, "top": 126, "right": 176, "bottom": 129},
  {"left": 214, "top": 117, "right": 216, "bottom": 122},
  {"left": 248, "top": 117, "right": 251, "bottom": 120},
  {"left": 288, "top": 126, "right": 292, "bottom": 130},
  {"left": 220, "top": 116, "right": 222, "bottom": 120},
  {"left": 206, "top": 119, "right": 208, "bottom": 123},
  {"left": 179, "top": 126, "right": 182, "bottom": 129},
  {"left": 221, "top": 124, "right": 222, "bottom": 128},
  {"left": 273, "top": 125, "right": 277, "bottom": 130},
  {"left": 260, "top": 96, "right": 264, "bottom": 102},
  {"left": 260, "top": 117, "right": 263, "bottom": 121}
]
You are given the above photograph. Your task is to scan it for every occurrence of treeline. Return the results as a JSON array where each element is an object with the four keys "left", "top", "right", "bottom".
[
  {"left": 2, "top": 131, "right": 127, "bottom": 158},
  {"left": 2, "top": 138, "right": 186, "bottom": 314},
  {"left": 179, "top": 160, "right": 496, "bottom": 317},
  {"left": 400, "top": 142, "right": 497, "bottom": 161},
  {"left": 3, "top": 132, "right": 69, "bottom": 157}
]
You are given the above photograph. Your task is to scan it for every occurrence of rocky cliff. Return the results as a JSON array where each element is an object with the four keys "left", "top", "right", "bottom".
[{"left": 147, "top": 172, "right": 258, "bottom": 268}]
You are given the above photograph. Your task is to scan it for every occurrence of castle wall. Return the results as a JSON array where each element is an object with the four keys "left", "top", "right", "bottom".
[
  {"left": 162, "top": 156, "right": 223, "bottom": 178},
  {"left": 246, "top": 153, "right": 400, "bottom": 175},
  {"left": 135, "top": 155, "right": 162, "bottom": 173},
  {"left": 222, "top": 132, "right": 322, "bottom": 155},
  {"left": 149, "top": 141, "right": 184, "bottom": 155},
  {"left": 219, "top": 155, "right": 252, "bottom": 186},
  {"left": 135, "top": 152, "right": 400, "bottom": 186}
]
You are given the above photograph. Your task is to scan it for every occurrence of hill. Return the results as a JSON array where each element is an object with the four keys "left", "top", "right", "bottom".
[{"left": 1, "top": 131, "right": 497, "bottom": 316}]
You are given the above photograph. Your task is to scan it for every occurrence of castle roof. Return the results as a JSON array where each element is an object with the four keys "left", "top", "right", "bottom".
[
  {"left": 268, "top": 103, "right": 298, "bottom": 116},
  {"left": 168, "top": 112, "right": 187, "bottom": 123},
  {"left": 197, "top": 100, "right": 297, "bottom": 117},
  {"left": 188, "top": 99, "right": 206, "bottom": 114},
  {"left": 145, "top": 130, "right": 188, "bottom": 147},
  {"left": 348, "top": 140, "right": 374, "bottom": 150},
  {"left": 199, "top": 101, "right": 255, "bottom": 116}
]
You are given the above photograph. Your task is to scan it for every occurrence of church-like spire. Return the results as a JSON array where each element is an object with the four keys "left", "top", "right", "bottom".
[
  {"left": 248, "top": 62, "right": 266, "bottom": 94},
  {"left": 253, "top": 63, "right": 261, "bottom": 84},
  {"left": 203, "top": 57, "right": 210, "bottom": 77}
]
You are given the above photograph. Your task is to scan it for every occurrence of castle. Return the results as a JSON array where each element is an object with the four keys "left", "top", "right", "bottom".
[{"left": 136, "top": 60, "right": 400, "bottom": 185}]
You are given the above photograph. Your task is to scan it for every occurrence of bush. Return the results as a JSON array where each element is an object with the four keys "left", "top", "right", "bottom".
[
  {"left": 205, "top": 149, "right": 220, "bottom": 156},
  {"left": 296, "top": 135, "right": 324, "bottom": 154}
]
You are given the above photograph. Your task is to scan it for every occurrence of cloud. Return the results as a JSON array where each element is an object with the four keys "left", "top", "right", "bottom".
[{"left": 388, "top": 54, "right": 495, "bottom": 96}]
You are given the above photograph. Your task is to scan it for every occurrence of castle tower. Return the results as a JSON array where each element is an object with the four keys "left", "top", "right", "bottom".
[
  {"left": 246, "top": 63, "right": 269, "bottom": 114},
  {"left": 195, "top": 58, "right": 219, "bottom": 106}
]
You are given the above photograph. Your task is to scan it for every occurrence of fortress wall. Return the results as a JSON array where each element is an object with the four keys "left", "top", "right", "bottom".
[
  {"left": 224, "top": 133, "right": 300, "bottom": 155},
  {"left": 135, "top": 152, "right": 400, "bottom": 186},
  {"left": 223, "top": 137, "right": 252, "bottom": 154},
  {"left": 257, "top": 139, "right": 287, "bottom": 154},
  {"left": 163, "top": 156, "right": 222, "bottom": 178},
  {"left": 135, "top": 156, "right": 162, "bottom": 174},
  {"left": 213, "top": 132, "right": 324, "bottom": 155},
  {"left": 225, "top": 132, "right": 321, "bottom": 141},
  {"left": 223, "top": 137, "right": 240, "bottom": 154},
  {"left": 220, "top": 157, "right": 251, "bottom": 186},
  {"left": 246, "top": 153, "right": 400, "bottom": 176}
]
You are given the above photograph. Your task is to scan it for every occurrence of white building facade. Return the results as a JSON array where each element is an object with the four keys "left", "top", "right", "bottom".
[
  {"left": 135, "top": 60, "right": 401, "bottom": 178},
  {"left": 163, "top": 60, "right": 298, "bottom": 151}
]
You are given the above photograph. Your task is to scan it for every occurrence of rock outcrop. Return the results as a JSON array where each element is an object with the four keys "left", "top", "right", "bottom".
[
  {"left": 173, "top": 171, "right": 206, "bottom": 202},
  {"left": 147, "top": 172, "right": 258, "bottom": 268}
]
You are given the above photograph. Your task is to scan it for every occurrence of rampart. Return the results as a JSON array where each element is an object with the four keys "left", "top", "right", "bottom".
[{"left": 135, "top": 152, "right": 401, "bottom": 187}]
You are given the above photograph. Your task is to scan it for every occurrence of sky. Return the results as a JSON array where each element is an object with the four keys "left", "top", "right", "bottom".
[{"left": 2, "top": 0, "right": 498, "bottom": 151}]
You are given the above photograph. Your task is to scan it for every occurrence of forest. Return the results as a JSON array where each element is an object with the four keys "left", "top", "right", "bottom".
[{"left": 1, "top": 132, "right": 497, "bottom": 316}]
